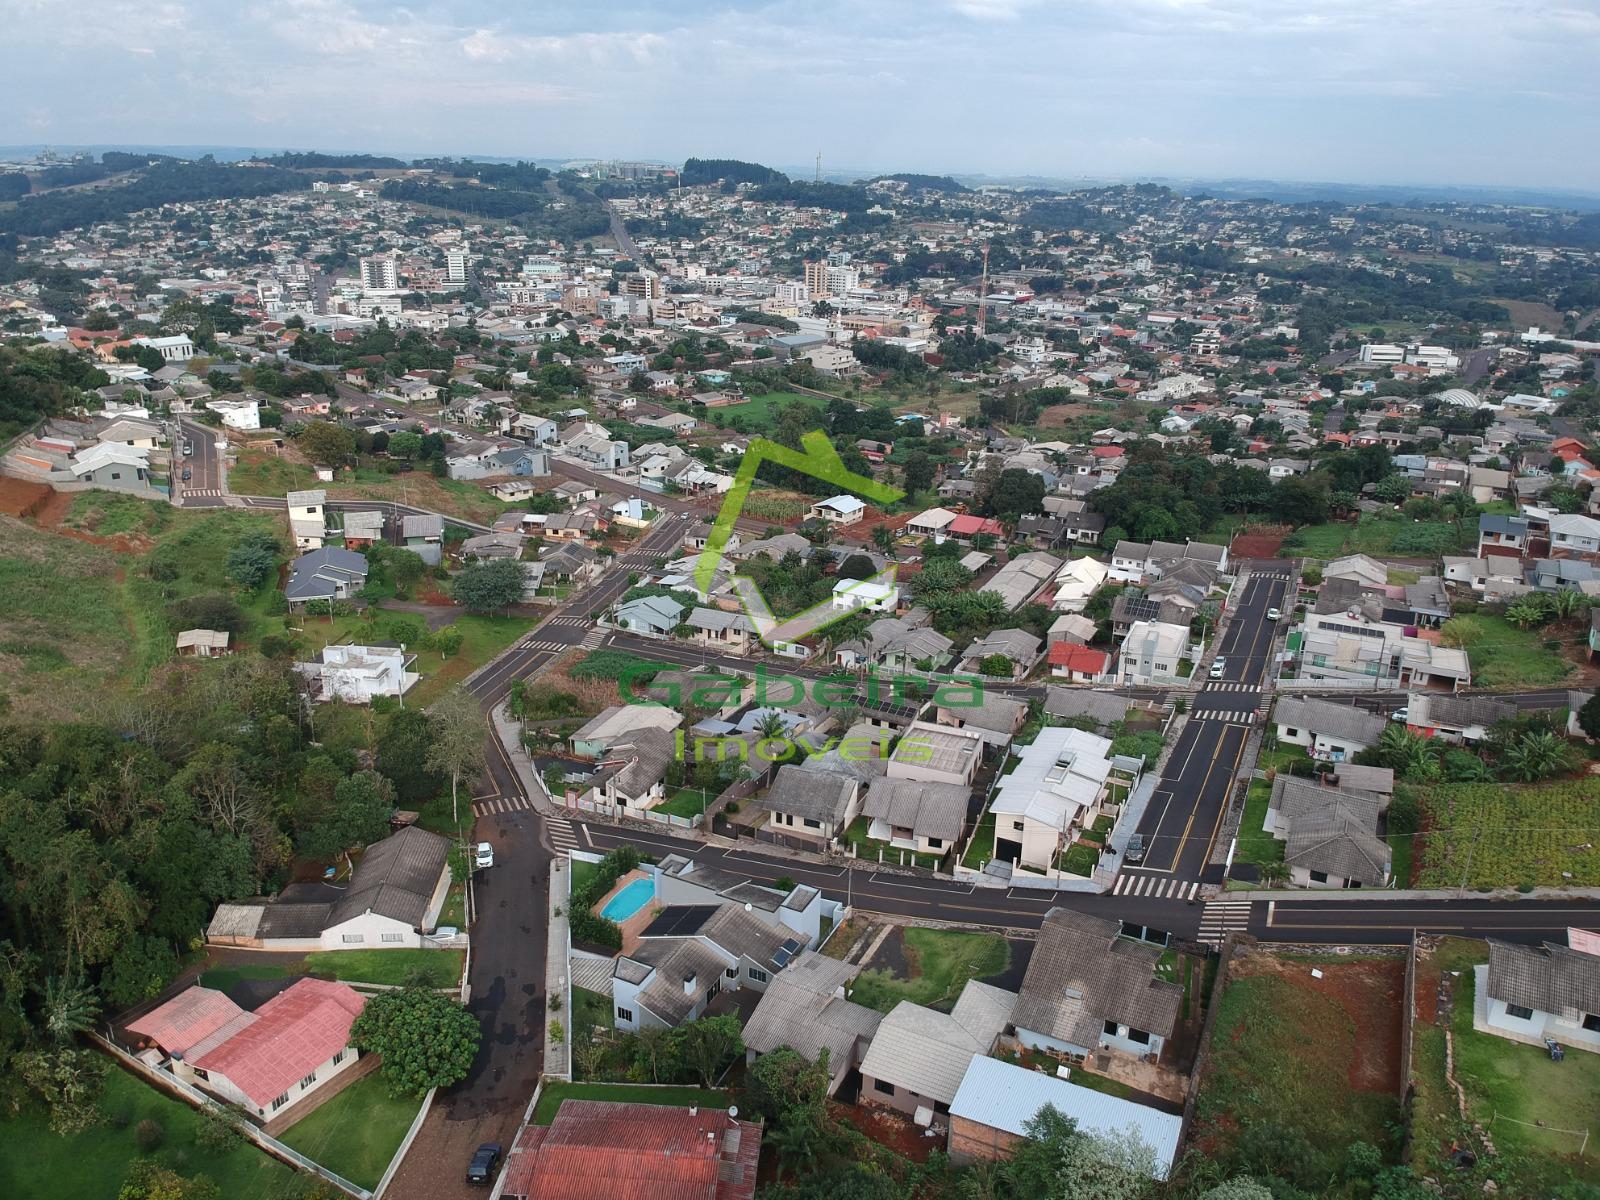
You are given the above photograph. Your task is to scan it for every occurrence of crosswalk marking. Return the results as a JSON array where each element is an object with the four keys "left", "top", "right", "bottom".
[
  {"left": 548, "top": 615, "right": 589, "bottom": 627},
  {"left": 545, "top": 815, "right": 579, "bottom": 853},
  {"left": 472, "top": 793, "right": 537, "bottom": 817},
  {"left": 579, "top": 628, "right": 606, "bottom": 650},
  {"left": 1112, "top": 875, "right": 1200, "bottom": 900},
  {"left": 1196, "top": 898, "right": 1253, "bottom": 944},
  {"left": 523, "top": 640, "right": 570, "bottom": 653},
  {"left": 1187, "top": 709, "right": 1256, "bottom": 724},
  {"left": 1200, "top": 681, "right": 1256, "bottom": 692}
]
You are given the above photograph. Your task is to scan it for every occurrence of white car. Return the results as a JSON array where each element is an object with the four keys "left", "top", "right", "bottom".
[
  {"left": 1390, "top": 708, "right": 1409, "bottom": 724},
  {"left": 474, "top": 842, "right": 494, "bottom": 870},
  {"left": 1209, "top": 659, "right": 1227, "bottom": 680},
  {"left": 1266, "top": 607, "right": 1282, "bottom": 622}
]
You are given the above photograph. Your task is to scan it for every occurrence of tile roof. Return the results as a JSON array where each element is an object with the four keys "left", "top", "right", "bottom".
[
  {"left": 128, "top": 986, "right": 250, "bottom": 1058},
  {"left": 742, "top": 953, "right": 883, "bottom": 1070},
  {"left": 761, "top": 764, "right": 858, "bottom": 825},
  {"left": 1012, "top": 909, "right": 1181, "bottom": 1049},
  {"left": 329, "top": 826, "right": 451, "bottom": 928},
  {"left": 1487, "top": 940, "right": 1600, "bottom": 1019},
  {"left": 859, "top": 980, "right": 1016, "bottom": 1105},
  {"left": 860, "top": 777, "right": 970, "bottom": 841},
  {"left": 1272, "top": 696, "right": 1387, "bottom": 747},
  {"left": 503, "top": 1100, "right": 761, "bottom": 1200}
]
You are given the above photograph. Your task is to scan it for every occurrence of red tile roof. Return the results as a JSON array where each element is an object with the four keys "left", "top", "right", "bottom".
[
  {"left": 947, "top": 514, "right": 1006, "bottom": 537},
  {"left": 127, "top": 987, "right": 249, "bottom": 1059},
  {"left": 1090, "top": 445, "right": 1125, "bottom": 458},
  {"left": 1048, "top": 643, "right": 1108, "bottom": 672},
  {"left": 502, "top": 1101, "right": 761, "bottom": 1200}
]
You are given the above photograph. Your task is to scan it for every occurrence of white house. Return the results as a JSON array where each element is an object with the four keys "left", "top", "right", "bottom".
[
  {"left": 134, "top": 333, "right": 195, "bottom": 363},
  {"left": 1115, "top": 621, "right": 1188, "bottom": 686},
  {"left": 1051, "top": 555, "right": 1109, "bottom": 613},
  {"left": 808, "top": 495, "right": 867, "bottom": 526},
  {"left": 206, "top": 397, "right": 261, "bottom": 430},
  {"left": 832, "top": 576, "right": 899, "bottom": 612},
  {"left": 1475, "top": 938, "right": 1600, "bottom": 1055},
  {"left": 1272, "top": 696, "right": 1387, "bottom": 762},
  {"left": 286, "top": 488, "right": 327, "bottom": 550},
  {"left": 988, "top": 726, "right": 1116, "bottom": 874},
  {"left": 297, "top": 644, "right": 419, "bottom": 703}
]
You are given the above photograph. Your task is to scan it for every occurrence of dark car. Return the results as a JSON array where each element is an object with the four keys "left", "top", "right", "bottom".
[
  {"left": 1124, "top": 834, "right": 1146, "bottom": 865},
  {"left": 181, "top": 467, "right": 192, "bottom": 481},
  {"left": 466, "top": 1143, "right": 502, "bottom": 1187}
]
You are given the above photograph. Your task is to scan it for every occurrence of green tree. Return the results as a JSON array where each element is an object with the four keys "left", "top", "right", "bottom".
[
  {"left": 224, "top": 535, "right": 277, "bottom": 590},
  {"left": 677, "top": 1013, "right": 743, "bottom": 1087},
  {"left": 376, "top": 708, "right": 442, "bottom": 803},
  {"left": 983, "top": 468, "right": 1046, "bottom": 521},
  {"left": 746, "top": 1046, "right": 830, "bottom": 1127},
  {"left": 428, "top": 624, "right": 464, "bottom": 657},
  {"left": 299, "top": 771, "right": 394, "bottom": 858},
  {"left": 16, "top": 1046, "right": 108, "bottom": 1134},
  {"left": 298, "top": 420, "right": 356, "bottom": 466},
  {"left": 980, "top": 653, "right": 1014, "bottom": 677},
  {"left": 387, "top": 430, "right": 424, "bottom": 460},
  {"left": 903, "top": 450, "right": 936, "bottom": 495},
  {"left": 451, "top": 558, "right": 526, "bottom": 612},
  {"left": 117, "top": 1160, "right": 222, "bottom": 1200},
  {"left": 1500, "top": 730, "right": 1576, "bottom": 782},
  {"left": 1199, "top": 1181, "right": 1274, "bottom": 1200},
  {"left": 100, "top": 934, "right": 180, "bottom": 1008},
  {"left": 1578, "top": 692, "right": 1600, "bottom": 741},
  {"left": 350, "top": 987, "right": 481, "bottom": 1096},
  {"left": 838, "top": 553, "right": 877, "bottom": 580},
  {"left": 425, "top": 687, "right": 486, "bottom": 827}
]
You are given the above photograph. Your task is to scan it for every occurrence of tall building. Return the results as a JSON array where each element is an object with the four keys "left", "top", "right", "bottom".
[
  {"left": 825, "top": 264, "right": 861, "bottom": 294},
  {"left": 445, "top": 248, "right": 470, "bottom": 284},
  {"left": 622, "top": 269, "right": 661, "bottom": 300},
  {"left": 774, "top": 281, "right": 810, "bottom": 306},
  {"left": 359, "top": 254, "right": 400, "bottom": 292},
  {"left": 803, "top": 260, "right": 829, "bottom": 299}
]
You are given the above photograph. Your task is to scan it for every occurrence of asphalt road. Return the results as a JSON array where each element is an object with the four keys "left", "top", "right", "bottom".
[
  {"left": 175, "top": 418, "right": 226, "bottom": 507},
  {"left": 1121, "top": 567, "right": 1292, "bottom": 884}
]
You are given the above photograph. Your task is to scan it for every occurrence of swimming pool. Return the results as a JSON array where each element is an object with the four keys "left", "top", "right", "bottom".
[{"left": 599, "top": 876, "right": 655, "bottom": 922}]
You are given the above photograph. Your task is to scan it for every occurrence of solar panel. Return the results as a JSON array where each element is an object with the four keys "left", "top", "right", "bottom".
[{"left": 640, "top": 905, "right": 718, "bottom": 938}]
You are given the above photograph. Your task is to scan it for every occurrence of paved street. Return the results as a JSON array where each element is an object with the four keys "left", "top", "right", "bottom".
[{"left": 174, "top": 418, "right": 226, "bottom": 507}]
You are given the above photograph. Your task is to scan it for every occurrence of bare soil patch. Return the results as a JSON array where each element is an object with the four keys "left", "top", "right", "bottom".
[
  {"left": 1231, "top": 526, "right": 1290, "bottom": 559},
  {"left": 0, "top": 476, "right": 52, "bottom": 517}
]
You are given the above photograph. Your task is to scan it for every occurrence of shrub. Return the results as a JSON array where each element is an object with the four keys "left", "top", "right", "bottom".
[
  {"left": 134, "top": 1118, "right": 165, "bottom": 1152},
  {"left": 195, "top": 1107, "right": 244, "bottom": 1153}
]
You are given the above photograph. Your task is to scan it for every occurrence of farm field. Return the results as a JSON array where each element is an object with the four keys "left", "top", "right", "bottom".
[
  {"left": 1412, "top": 778, "right": 1600, "bottom": 888},
  {"left": 1438, "top": 613, "right": 1575, "bottom": 688},
  {"left": 1193, "top": 951, "right": 1404, "bottom": 1183}
]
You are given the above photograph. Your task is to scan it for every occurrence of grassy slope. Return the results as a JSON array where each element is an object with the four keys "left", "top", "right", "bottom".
[
  {"left": 277, "top": 1071, "right": 421, "bottom": 1190},
  {"left": 0, "top": 1068, "right": 296, "bottom": 1200},
  {"left": 1440, "top": 613, "right": 1573, "bottom": 688},
  {"left": 1414, "top": 778, "right": 1600, "bottom": 888}
]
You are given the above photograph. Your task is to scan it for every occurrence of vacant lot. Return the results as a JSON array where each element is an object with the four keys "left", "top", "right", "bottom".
[
  {"left": 1411, "top": 938, "right": 1600, "bottom": 1197},
  {"left": 852, "top": 926, "right": 1009, "bottom": 1013},
  {"left": 1413, "top": 778, "right": 1600, "bottom": 888},
  {"left": 1194, "top": 951, "right": 1404, "bottom": 1177},
  {"left": 1439, "top": 613, "right": 1574, "bottom": 688},
  {"left": 1282, "top": 515, "right": 1473, "bottom": 559},
  {"left": 708, "top": 390, "right": 827, "bottom": 432},
  {"left": 0, "top": 1066, "right": 297, "bottom": 1200}
]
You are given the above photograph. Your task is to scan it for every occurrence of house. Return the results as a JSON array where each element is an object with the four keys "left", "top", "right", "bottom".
[
  {"left": 1116, "top": 621, "right": 1189, "bottom": 686},
  {"left": 888, "top": 720, "right": 986, "bottom": 786},
  {"left": 1051, "top": 556, "right": 1109, "bottom": 613},
  {"left": 1478, "top": 513, "right": 1532, "bottom": 558},
  {"left": 207, "top": 397, "right": 261, "bottom": 430},
  {"left": 285, "top": 547, "right": 369, "bottom": 606},
  {"left": 946, "top": 514, "right": 1008, "bottom": 543},
  {"left": 297, "top": 644, "right": 419, "bottom": 704},
  {"left": 612, "top": 594, "right": 685, "bottom": 637},
  {"left": 859, "top": 980, "right": 1017, "bottom": 1117},
  {"left": 69, "top": 442, "right": 149, "bottom": 487},
  {"left": 948, "top": 1056, "right": 1182, "bottom": 1178},
  {"left": 96, "top": 417, "right": 163, "bottom": 449},
  {"left": 488, "top": 479, "right": 538, "bottom": 503},
  {"left": 654, "top": 854, "right": 833, "bottom": 949},
  {"left": 460, "top": 532, "right": 523, "bottom": 561},
  {"left": 834, "top": 614, "right": 954, "bottom": 674},
  {"left": 126, "top": 978, "right": 366, "bottom": 1131},
  {"left": 610, "top": 902, "right": 801, "bottom": 1031},
  {"left": 859, "top": 776, "right": 969, "bottom": 857},
  {"left": 559, "top": 422, "right": 631, "bottom": 470},
  {"left": 286, "top": 489, "right": 328, "bottom": 550},
  {"left": 742, "top": 952, "right": 883, "bottom": 1096},
  {"left": 988, "top": 726, "right": 1119, "bottom": 874},
  {"left": 587, "top": 725, "right": 681, "bottom": 811},
  {"left": 400, "top": 513, "right": 444, "bottom": 566},
  {"left": 980, "top": 552, "right": 1062, "bottom": 610},
  {"left": 808, "top": 495, "right": 867, "bottom": 526},
  {"left": 1011, "top": 908, "right": 1182, "bottom": 1060},
  {"left": 1405, "top": 692, "right": 1516, "bottom": 744},
  {"left": 133, "top": 333, "right": 195, "bottom": 363},
  {"left": 761, "top": 763, "right": 862, "bottom": 847},
  {"left": 1474, "top": 938, "right": 1600, "bottom": 1055},
  {"left": 1550, "top": 513, "right": 1600, "bottom": 556},
  {"left": 205, "top": 826, "right": 452, "bottom": 951},
  {"left": 1043, "top": 687, "right": 1130, "bottom": 731},
  {"left": 1273, "top": 696, "right": 1387, "bottom": 762},
  {"left": 958, "top": 628, "right": 1043, "bottom": 680},
  {"left": 175, "top": 628, "right": 230, "bottom": 657},
  {"left": 571, "top": 704, "right": 684, "bottom": 758},
  {"left": 832, "top": 576, "right": 899, "bottom": 612},
  {"left": 1048, "top": 642, "right": 1109, "bottom": 682},
  {"left": 907, "top": 507, "right": 959, "bottom": 538},
  {"left": 1268, "top": 776, "right": 1390, "bottom": 889},
  {"left": 1047, "top": 613, "right": 1098, "bottom": 646},
  {"left": 338, "top": 509, "right": 385, "bottom": 549},
  {"left": 1324, "top": 553, "right": 1389, "bottom": 588},
  {"left": 498, "top": 1100, "right": 761, "bottom": 1200},
  {"left": 935, "top": 690, "right": 1029, "bottom": 750}
]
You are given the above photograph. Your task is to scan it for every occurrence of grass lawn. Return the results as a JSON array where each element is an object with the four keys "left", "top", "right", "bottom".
[
  {"left": 712, "top": 390, "right": 827, "bottom": 431},
  {"left": 1193, "top": 514, "right": 1248, "bottom": 547},
  {"left": 277, "top": 1070, "right": 421, "bottom": 1190},
  {"left": 570, "top": 857, "right": 599, "bottom": 897},
  {"left": 531, "top": 1082, "right": 728, "bottom": 1126},
  {"left": 1195, "top": 972, "right": 1401, "bottom": 1175},
  {"left": 0, "top": 1066, "right": 297, "bottom": 1200},
  {"left": 1059, "top": 842, "right": 1101, "bottom": 877},
  {"left": 226, "top": 444, "right": 319, "bottom": 496},
  {"left": 1389, "top": 831, "right": 1414, "bottom": 887},
  {"left": 1281, "top": 515, "right": 1473, "bottom": 560},
  {"left": 571, "top": 986, "right": 613, "bottom": 1040},
  {"left": 1236, "top": 778, "right": 1285, "bottom": 867},
  {"left": 962, "top": 810, "right": 997, "bottom": 869},
  {"left": 852, "top": 927, "right": 1009, "bottom": 1013},
  {"left": 658, "top": 787, "right": 712, "bottom": 820},
  {"left": 302, "top": 949, "right": 465, "bottom": 988},
  {"left": 1064, "top": 1067, "right": 1140, "bottom": 1101},
  {"left": 1413, "top": 778, "right": 1600, "bottom": 888},
  {"left": 1439, "top": 613, "right": 1574, "bottom": 688},
  {"left": 197, "top": 962, "right": 291, "bottom": 992},
  {"left": 290, "top": 610, "right": 533, "bottom": 707},
  {"left": 842, "top": 816, "right": 942, "bottom": 870}
]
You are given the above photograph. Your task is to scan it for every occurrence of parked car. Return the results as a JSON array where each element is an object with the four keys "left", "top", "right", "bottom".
[
  {"left": 1124, "top": 834, "right": 1146, "bottom": 865},
  {"left": 466, "top": 1143, "right": 502, "bottom": 1187},
  {"left": 181, "top": 440, "right": 193, "bottom": 457},
  {"left": 1266, "top": 607, "right": 1282, "bottom": 621},
  {"left": 181, "top": 467, "right": 192, "bottom": 481},
  {"left": 1209, "top": 658, "right": 1226, "bottom": 680},
  {"left": 1390, "top": 707, "right": 1409, "bottom": 724},
  {"left": 474, "top": 841, "right": 494, "bottom": 870}
]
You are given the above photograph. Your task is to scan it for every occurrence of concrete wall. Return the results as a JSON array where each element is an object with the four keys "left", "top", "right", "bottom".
[{"left": 860, "top": 1072, "right": 948, "bottom": 1118}]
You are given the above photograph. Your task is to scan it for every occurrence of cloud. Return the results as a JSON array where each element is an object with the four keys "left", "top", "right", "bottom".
[{"left": 948, "top": 0, "right": 1036, "bottom": 18}]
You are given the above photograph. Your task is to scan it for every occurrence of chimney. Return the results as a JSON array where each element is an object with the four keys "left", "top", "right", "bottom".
[{"left": 683, "top": 972, "right": 696, "bottom": 996}]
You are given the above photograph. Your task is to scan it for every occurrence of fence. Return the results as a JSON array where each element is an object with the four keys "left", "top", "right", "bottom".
[
  {"left": 1177, "top": 934, "right": 1250, "bottom": 1159},
  {"left": 90, "top": 1033, "right": 371, "bottom": 1199},
  {"left": 568, "top": 794, "right": 703, "bottom": 830},
  {"left": 1400, "top": 934, "right": 1418, "bottom": 1101}
]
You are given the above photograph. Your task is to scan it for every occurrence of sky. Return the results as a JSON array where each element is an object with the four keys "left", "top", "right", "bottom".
[{"left": 3, "top": 0, "right": 1599, "bottom": 190}]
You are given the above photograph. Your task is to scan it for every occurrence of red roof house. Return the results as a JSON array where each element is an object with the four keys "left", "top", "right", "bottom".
[
  {"left": 1047, "top": 642, "right": 1109, "bottom": 682},
  {"left": 501, "top": 1100, "right": 762, "bottom": 1200},
  {"left": 947, "top": 514, "right": 1007, "bottom": 540},
  {"left": 128, "top": 978, "right": 366, "bottom": 1121}
]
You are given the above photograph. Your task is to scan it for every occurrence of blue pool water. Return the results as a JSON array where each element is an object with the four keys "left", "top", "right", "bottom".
[{"left": 599, "top": 876, "right": 655, "bottom": 921}]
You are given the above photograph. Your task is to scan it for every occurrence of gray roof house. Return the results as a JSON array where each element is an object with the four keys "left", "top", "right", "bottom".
[
  {"left": 858, "top": 980, "right": 1017, "bottom": 1114},
  {"left": 742, "top": 952, "right": 883, "bottom": 1095},
  {"left": 612, "top": 594, "right": 685, "bottom": 637},
  {"left": 761, "top": 763, "right": 862, "bottom": 846},
  {"left": 958, "top": 629, "right": 1043, "bottom": 680},
  {"left": 1406, "top": 692, "right": 1516, "bottom": 744},
  {"left": 859, "top": 777, "right": 970, "bottom": 854},
  {"left": 1477, "top": 939, "right": 1600, "bottom": 1054},
  {"left": 285, "top": 547, "right": 369, "bottom": 605},
  {"left": 1273, "top": 696, "right": 1387, "bottom": 761},
  {"left": 1266, "top": 775, "right": 1391, "bottom": 889},
  {"left": 1012, "top": 909, "right": 1182, "bottom": 1060}
]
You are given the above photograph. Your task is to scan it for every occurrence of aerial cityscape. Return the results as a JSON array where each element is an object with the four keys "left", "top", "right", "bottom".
[{"left": 3, "top": 5, "right": 1600, "bottom": 1200}]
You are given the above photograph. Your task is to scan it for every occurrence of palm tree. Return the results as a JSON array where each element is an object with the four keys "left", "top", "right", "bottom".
[
  {"left": 41, "top": 976, "right": 98, "bottom": 1044},
  {"left": 754, "top": 710, "right": 789, "bottom": 741},
  {"left": 1376, "top": 724, "right": 1439, "bottom": 781},
  {"left": 767, "top": 1115, "right": 822, "bottom": 1182},
  {"left": 1551, "top": 588, "right": 1591, "bottom": 621},
  {"left": 872, "top": 525, "right": 897, "bottom": 557},
  {"left": 1258, "top": 861, "right": 1290, "bottom": 889}
]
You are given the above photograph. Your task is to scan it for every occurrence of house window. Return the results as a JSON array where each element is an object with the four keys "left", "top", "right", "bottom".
[
  {"left": 1012, "top": 821, "right": 1025, "bottom": 833},
  {"left": 342, "top": 934, "right": 365, "bottom": 944},
  {"left": 615, "top": 1006, "right": 634, "bottom": 1023},
  {"left": 803, "top": 818, "right": 822, "bottom": 829},
  {"left": 748, "top": 966, "right": 770, "bottom": 984},
  {"left": 1126, "top": 1028, "right": 1151, "bottom": 1045},
  {"left": 1506, "top": 1004, "right": 1534, "bottom": 1021},
  {"left": 873, "top": 1078, "right": 895, "bottom": 1096},
  {"left": 1309, "top": 870, "right": 1329, "bottom": 883},
  {"left": 927, "top": 837, "right": 943, "bottom": 850},
  {"left": 270, "top": 1092, "right": 290, "bottom": 1111},
  {"left": 1103, "top": 1019, "right": 1119, "bottom": 1036},
  {"left": 332, "top": 1050, "right": 346, "bottom": 1066},
  {"left": 381, "top": 932, "right": 405, "bottom": 943},
  {"left": 1583, "top": 1014, "right": 1600, "bottom": 1033},
  {"left": 299, "top": 1071, "right": 318, "bottom": 1089},
  {"left": 726, "top": 967, "right": 738, "bottom": 979},
  {"left": 1283, "top": 728, "right": 1299, "bottom": 738},
  {"left": 193, "top": 1068, "right": 209, "bottom": 1081}
]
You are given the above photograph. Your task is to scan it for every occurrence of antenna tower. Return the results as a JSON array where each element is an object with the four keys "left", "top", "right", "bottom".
[
  {"left": 978, "top": 244, "right": 990, "bottom": 336},
  {"left": 815, "top": 151, "right": 822, "bottom": 183}
]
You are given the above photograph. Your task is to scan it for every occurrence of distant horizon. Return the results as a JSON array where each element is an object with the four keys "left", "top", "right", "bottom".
[{"left": 4, "top": 141, "right": 1600, "bottom": 209}]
